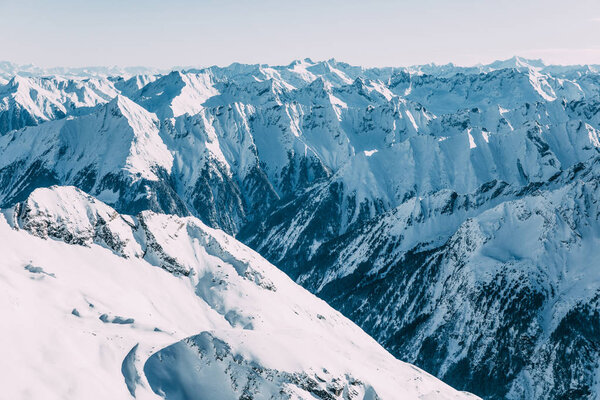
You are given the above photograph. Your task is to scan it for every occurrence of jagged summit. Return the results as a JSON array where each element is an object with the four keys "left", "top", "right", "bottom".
[
  {"left": 106, "top": 93, "right": 150, "bottom": 120},
  {"left": 133, "top": 69, "right": 218, "bottom": 118}
]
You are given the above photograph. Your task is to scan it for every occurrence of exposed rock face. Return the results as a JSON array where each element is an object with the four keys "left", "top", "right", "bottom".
[{"left": 8, "top": 186, "right": 142, "bottom": 258}]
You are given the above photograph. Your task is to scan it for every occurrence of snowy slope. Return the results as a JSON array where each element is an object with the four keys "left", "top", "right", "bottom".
[{"left": 0, "top": 186, "right": 477, "bottom": 400}]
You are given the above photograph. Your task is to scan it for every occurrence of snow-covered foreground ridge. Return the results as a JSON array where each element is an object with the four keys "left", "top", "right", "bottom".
[{"left": 0, "top": 186, "right": 477, "bottom": 400}]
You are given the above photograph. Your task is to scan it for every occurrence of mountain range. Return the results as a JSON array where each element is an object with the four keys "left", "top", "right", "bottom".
[{"left": 2, "top": 56, "right": 600, "bottom": 399}]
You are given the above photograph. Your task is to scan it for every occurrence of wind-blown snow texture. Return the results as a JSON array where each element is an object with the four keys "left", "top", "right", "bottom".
[{"left": 2, "top": 56, "right": 600, "bottom": 399}]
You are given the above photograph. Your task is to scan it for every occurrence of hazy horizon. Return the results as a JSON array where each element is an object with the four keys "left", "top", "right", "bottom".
[
  {"left": 0, "top": 55, "right": 596, "bottom": 71},
  {"left": 2, "top": 0, "right": 600, "bottom": 69}
]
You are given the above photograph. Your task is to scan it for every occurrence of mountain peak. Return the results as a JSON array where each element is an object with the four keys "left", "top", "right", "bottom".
[
  {"left": 105, "top": 94, "right": 159, "bottom": 126},
  {"left": 5, "top": 74, "right": 33, "bottom": 92},
  {"left": 486, "top": 56, "right": 546, "bottom": 71},
  {"left": 307, "top": 76, "right": 332, "bottom": 92},
  {"left": 131, "top": 71, "right": 217, "bottom": 118},
  {"left": 352, "top": 76, "right": 367, "bottom": 87}
]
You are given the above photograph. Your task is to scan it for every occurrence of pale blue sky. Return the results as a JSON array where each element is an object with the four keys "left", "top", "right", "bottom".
[{"left": 1, "top": 0, "right": 600, "bottom": 68}]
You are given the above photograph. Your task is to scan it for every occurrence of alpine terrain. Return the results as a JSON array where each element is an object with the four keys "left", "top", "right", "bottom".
[
  {"left": 1, "top": 186, "right": 475, "bottom": 399},
  {"left": 2, "top": 57, "right": 600, "bottom": 399}
]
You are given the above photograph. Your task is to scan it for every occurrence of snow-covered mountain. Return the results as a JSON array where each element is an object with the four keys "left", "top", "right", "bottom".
[
  {"left": 0, "top": 186, "right": 475, "bottom": 400},
  {"left": 2, "top": 57, "right": 600, "bottom": 399},
  {"left": 0, "top": 95, "right": 186, "bottom": 215},
  {"left": 0, "top": 60, "right": 166, "bottom": 80},
  {"left": 0, "top": 74, "right": 119, "bottom": 134},
  {"left": 273, "top": 158, "right": 600, "bottom": 399}
]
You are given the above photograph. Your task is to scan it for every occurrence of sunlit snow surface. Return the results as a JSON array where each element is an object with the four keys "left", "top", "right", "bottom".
[{"left": 0, "top": 186, "right": 477, "bottom": 400}]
